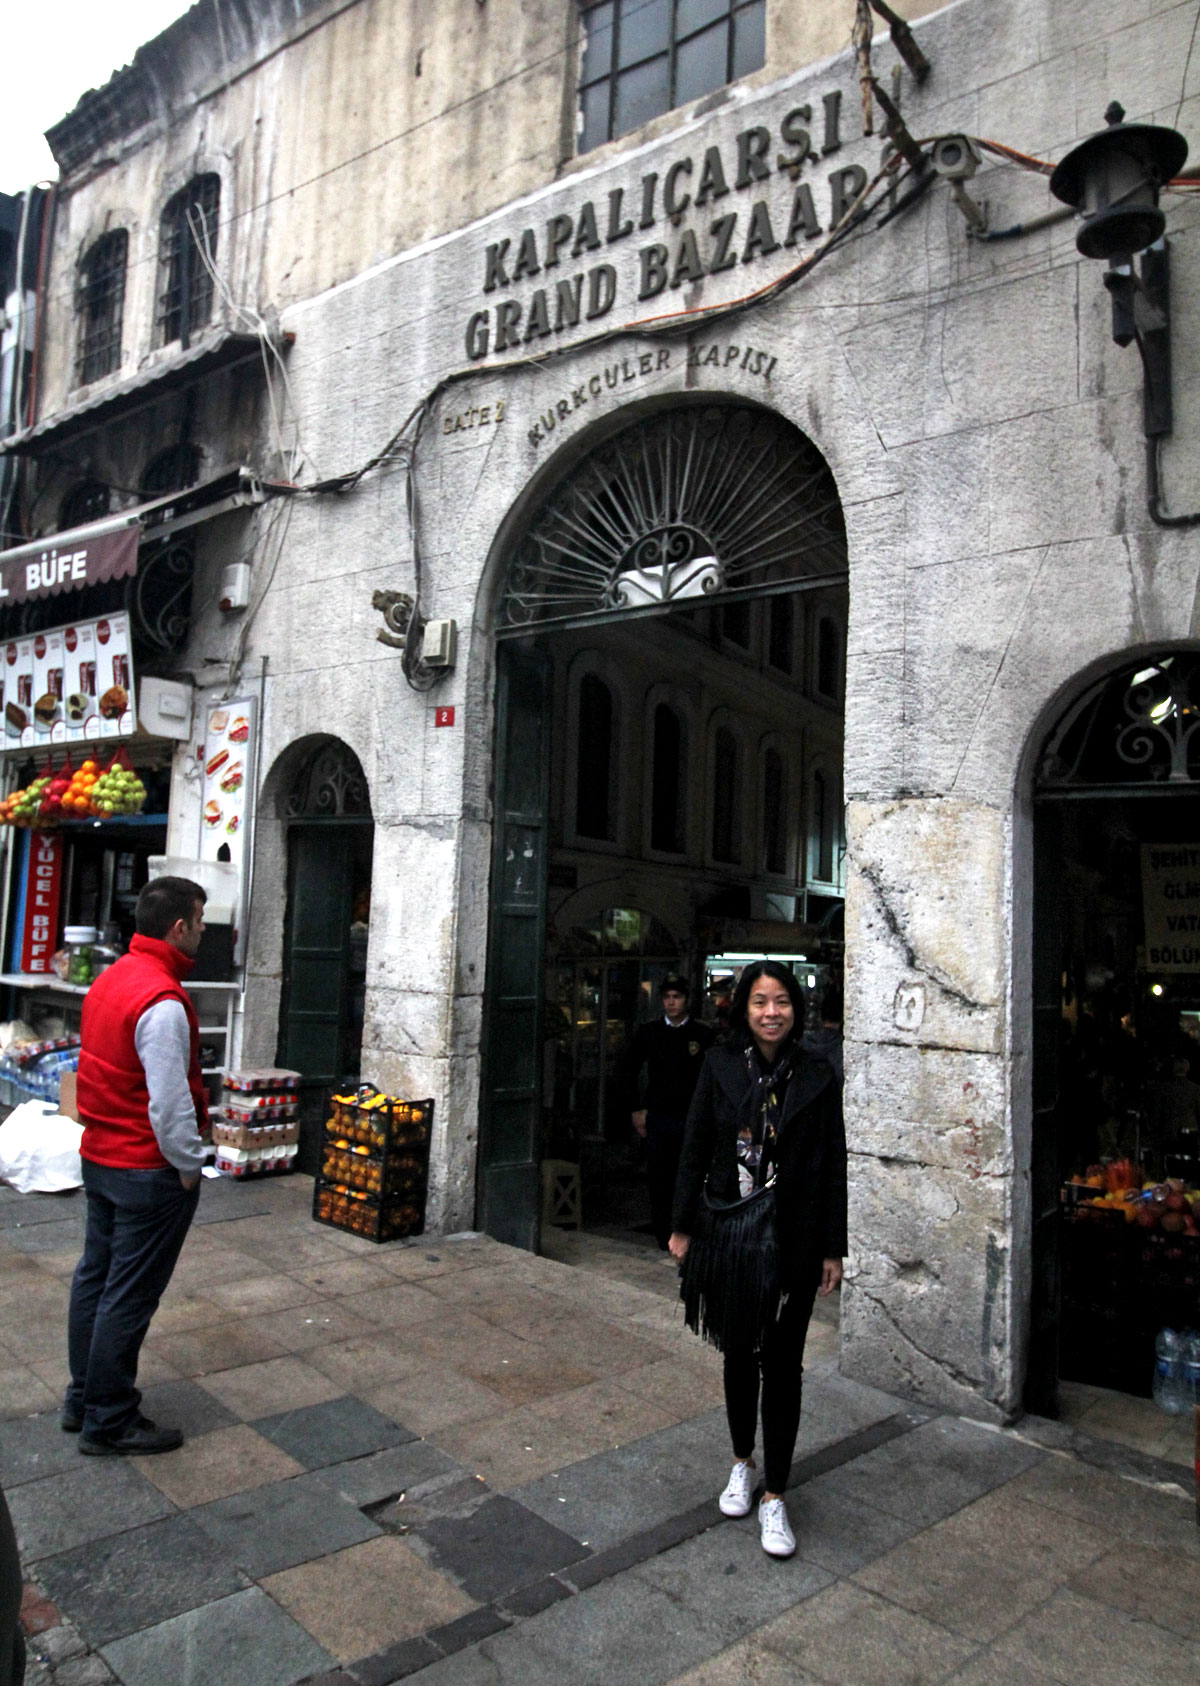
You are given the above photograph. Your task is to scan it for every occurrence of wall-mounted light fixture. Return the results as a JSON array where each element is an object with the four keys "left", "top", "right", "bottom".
[{"left": 1050, "top": 103, "right": 1193, "bottom": 526}]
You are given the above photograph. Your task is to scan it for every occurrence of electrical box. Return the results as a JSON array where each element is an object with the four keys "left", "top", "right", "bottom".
[
  {"left": 422, "top": 618, "right": 458, "bottom": 669},
  {"left": 138, "top": 677, "right": 193, "bottom": 741},
  {"left": 219, "top": 562, "right": 251, "bottom": 612}
]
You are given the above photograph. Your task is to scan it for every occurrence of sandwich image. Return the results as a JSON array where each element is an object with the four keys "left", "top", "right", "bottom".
[
  {"left": 65, "top": 693, "right": 90, "bottom": 723},
  {"left": 204, "top": 799, "right": 222, "bottom": 827},
  {"left": 209, "top": 709, "right": 229, "bottom": 733},
  {"left": 229, "top": 716, "right": 250, "bottom": 743},
  {"left": 206, "top": 747, "right": 229, "bottom": 778},
  {"left": 34, "top": 693, "right": 59, "bottom": 727},
  {"left": 5, "top": 702, "right": 26, "bottom": 737},
  {"left": 226, "top": 814, "right": 240, "bottom": 835},
  {"left": 98, "top": 685, "right": 127, "bottom": 720},
  {"left": 219, "top": 760, "right": 244, "bottom": 794}
]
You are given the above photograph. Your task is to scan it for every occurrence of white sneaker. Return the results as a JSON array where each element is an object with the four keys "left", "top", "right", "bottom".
[
  {"left": 758, "top": 1495, "right": 796, "bottom": 1557},
  {"left": 718, "top": 1459, "right": 755, "bottom": 1517}
]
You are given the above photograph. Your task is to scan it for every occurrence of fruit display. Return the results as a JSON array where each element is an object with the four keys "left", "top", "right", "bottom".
[
  {"left": 1066, "top": 1165, "right": 1200, "bottom": 1235},
  {"left": 86, "top": 748, "right": 147, "bottom": 816},
  {"left": 0, "top": 772, "right": 53, "bottom": 827},
  {"left": 0, "top": 748, "right": 147, "bottom": 826},
  {"left": 313, "top": 1086, "right": 433, "bottom": 1242}
]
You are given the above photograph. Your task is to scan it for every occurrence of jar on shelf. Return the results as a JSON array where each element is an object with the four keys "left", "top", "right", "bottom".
[{"left": 62, "top": 926, "right": 98, "bottom": 986}]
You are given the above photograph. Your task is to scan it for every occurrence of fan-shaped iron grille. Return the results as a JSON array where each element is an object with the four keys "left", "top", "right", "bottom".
[
  {"left": 1037, "top": 652, "right": 1200, "bottom": 791},
  {"left": 499, "top": 404, "right": 847, "bottom": 631}
]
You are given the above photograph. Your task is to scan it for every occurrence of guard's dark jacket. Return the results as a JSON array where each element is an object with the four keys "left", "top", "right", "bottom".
[
  {"left": 671, "top": 1036, "right": 847, "bottom": 1286},
  {"left": 621, "top": 1016, "right": 715, "bottom": 1121}
]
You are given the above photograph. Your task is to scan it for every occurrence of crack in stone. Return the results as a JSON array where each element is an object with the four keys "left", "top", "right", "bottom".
[
  {"left": 854, "top": 855, "right": 994, "bottom": 1016},
  {"left": 855, "top": 1283, "right": 994, "bottom": 1399}
]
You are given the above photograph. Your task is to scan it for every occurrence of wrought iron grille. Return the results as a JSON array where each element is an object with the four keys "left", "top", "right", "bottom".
[
  {"left": 75, "top": 230, "right": 127, "bottom": 385},
  {"left": 156, "top": 175, "right": 220, "bottom": 349},
  {"left": 499, "top": 404, "right": 847, "bottom": 631},
  {"left": 286, "top": 741, "right": 372, "bottom": 820},
  {"left": 58, "top": 480, "right": 111, "bottom": 530},
  {"left": 1037, "top": 652, "right": 1200, "bottom": 789},
  {"left": 0, "top": 535, "right": 195, "bottom": 663}
]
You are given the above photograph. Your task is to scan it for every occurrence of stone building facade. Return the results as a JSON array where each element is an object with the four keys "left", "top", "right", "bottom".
[{"left": 3, "top": 0, "right": 1198, "bottom": 1425}]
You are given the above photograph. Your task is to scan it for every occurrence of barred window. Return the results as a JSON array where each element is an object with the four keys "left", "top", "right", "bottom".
[
  {"left": 579, "top": 0, "right": 765, "bottom": 153},
  {"left": 75, "top": 231, "right": 127, "bottom": 385},
  {"left": 156, "top": 175, "right": 220, "bottom": 348},
  {"left": 141, "top": 443, "right": 201, "bottom": 498}
]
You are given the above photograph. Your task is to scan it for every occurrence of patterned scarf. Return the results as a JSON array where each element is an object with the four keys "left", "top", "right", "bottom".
[{"left": 735, "top": 1036, "right": 795, "bottom": 1197}]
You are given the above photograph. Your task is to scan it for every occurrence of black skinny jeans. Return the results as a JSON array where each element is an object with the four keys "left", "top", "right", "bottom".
[{"left": 723, "top": 1282, "right": 817, "bottom": 1495}]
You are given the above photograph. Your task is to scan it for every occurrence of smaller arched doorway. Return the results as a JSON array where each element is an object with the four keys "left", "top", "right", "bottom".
[
  {"left": 277, "top": 739, "right": 374, "bottom": 1172},
  {"left": 1029, "top": 652, "right": 1200, "bottom": 1431}
]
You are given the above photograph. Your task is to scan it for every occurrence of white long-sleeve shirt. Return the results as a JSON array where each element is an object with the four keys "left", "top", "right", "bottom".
[{"left": 133, "top": 999, "right": 205, "bottom": 1174}]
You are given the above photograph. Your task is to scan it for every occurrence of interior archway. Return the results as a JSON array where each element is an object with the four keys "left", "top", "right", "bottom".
[{"left": 479, "top": 400, "right": 848, "bottom": 1251}]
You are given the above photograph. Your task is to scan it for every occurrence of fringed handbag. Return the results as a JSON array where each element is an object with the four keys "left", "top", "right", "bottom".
[{"left": 679, "top": 1177, "right": 780, "bottom": 1353}]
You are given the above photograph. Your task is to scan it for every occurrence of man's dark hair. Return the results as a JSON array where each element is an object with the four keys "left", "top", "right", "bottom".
[
  {"left": 727, "top": 960, "right": 805, "bottom": 1038},
  {"left": 135, "top": 876, "right": 206, "bottom": 939}
]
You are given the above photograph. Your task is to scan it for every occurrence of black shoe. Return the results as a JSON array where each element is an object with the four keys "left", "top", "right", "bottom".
[{"left": 79, "top": 1420, "right": 182, "bottom": 1456}]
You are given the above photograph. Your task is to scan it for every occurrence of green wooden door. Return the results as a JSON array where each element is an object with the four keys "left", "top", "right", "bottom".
[
  {"left": 278, "top": 824, "right": 358, "bottom": 1173},
  {"left": 478, "top": 644, "right": 551, "bottom": 1249}
]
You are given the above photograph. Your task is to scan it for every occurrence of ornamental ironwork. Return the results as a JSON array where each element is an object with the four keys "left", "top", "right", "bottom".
[
  {"left": 499, "top": 404, "right": 847, "bottom": 631},
  {"left": 1037, "top": 652, "right": 1200, "bottom": 789},
  {"left": 286, "top": 740, "right": 372, "bottom": 819}
]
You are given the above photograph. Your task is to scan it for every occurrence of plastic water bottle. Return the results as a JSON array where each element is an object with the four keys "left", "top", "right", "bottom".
[
  {"left": 1182, "top": 1329, "right": 1200, "bottom": 1411},
  {"left": 1153, "top": 1327, "right": 1185, "bottom": 1413}
]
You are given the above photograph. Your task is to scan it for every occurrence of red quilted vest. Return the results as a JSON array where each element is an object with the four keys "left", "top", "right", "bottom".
[{"left": 77, "top": 934, "right": 207, "bottom": 1169}]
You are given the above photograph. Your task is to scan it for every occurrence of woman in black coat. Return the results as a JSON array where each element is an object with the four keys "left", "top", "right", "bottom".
[{"left": 669, "top": 961, "right": 846, "bottom": 1559}]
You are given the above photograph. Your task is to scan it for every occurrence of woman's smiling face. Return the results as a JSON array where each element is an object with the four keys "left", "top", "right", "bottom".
[{"left": 746, "top": 976, "right": 794, "bottom": 1057}]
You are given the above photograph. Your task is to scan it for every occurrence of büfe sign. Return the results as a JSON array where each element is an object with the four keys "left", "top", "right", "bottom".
[
  {"left": 1141, "top": 844, "right": 1200, "bottom": 972},
  {"left": 2, "top": 611, "right": 135, "bottom": 751},
  {"left": 20, "top": 830, "right": 63, "bottom": 973}
]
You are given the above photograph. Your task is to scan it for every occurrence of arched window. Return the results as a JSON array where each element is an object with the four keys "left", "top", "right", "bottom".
[
  {"left": 762, "top": 745, "right": 787, "bottom": 875},
  {"left": 712, "top": 725, "right": 742, "bottom": 864},
  {"left": 141, "top": 444, "right": 201, "bottom": 498},
  {"left": 59, "top": 480, "right": 111, "bottom": 530},
  {"left": 816, "top": 615, "right": 839, "bottom": 700},
  {"left": 157, "top": 174, "right": 220, "bottom": 348},
  {"left": 650, "top": 703, "right": 686, "bottom": 853},
  {"left": 810, "top": 768, "right": 834, "bottom": 882},
  {"left": 75, "top": 230, "right": 127, "bottom": 384},
  {"left": 576, "top": 673, "right": 615, "bottom": 839},
  {"left": 767, "top": 595, "right": 794, "bottom": 674}
]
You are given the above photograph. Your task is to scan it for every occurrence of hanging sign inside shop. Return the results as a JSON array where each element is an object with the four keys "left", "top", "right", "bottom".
[
  {"left": 2, "top": 611, "right": 135, "bottom": 752},
  {"left": 1141, "top": 843, "right": 1200, "bottom": 971},
  {"left": 19, "top": 829, "right": 63, "bottom": 973},
  {"left": 0, "top": 521, "right": 138, "bottom": 605},
  {"left": 199, "top": 697, "right": 256, "bottom": 869}
]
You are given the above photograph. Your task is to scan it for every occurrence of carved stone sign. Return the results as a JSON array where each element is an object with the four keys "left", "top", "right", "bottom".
[{"left": 464, "top": 90, "right": 866, "bottom": 361}]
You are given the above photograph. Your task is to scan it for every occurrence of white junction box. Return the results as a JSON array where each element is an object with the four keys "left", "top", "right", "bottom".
[{"left": 139, "top": 677, "right": 194, "bottom": 741}]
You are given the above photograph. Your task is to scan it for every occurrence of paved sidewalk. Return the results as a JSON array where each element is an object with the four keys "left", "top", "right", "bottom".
[{"left": 1, "top": 1174, "right": 1197, "bottom": 1686}]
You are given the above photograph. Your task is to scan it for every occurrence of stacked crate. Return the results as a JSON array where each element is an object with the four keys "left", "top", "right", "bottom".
[
  {"left": 313, "top": 1088, "right": 433, "bottom": 1241},
  {"left": 212, "top": 1068, "right": 301, "bottom": 1177}
]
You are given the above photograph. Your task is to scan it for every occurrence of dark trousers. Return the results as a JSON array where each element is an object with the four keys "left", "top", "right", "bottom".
[
  {"left": 645, "top": 1112, "right": 685, "bottom": 1250},
  {"left": 723, "top": 1282, "right": 817, "bottom": 1495},
  {"left": 66, "top": 1160, "right": 199, "bottom": 1437}
]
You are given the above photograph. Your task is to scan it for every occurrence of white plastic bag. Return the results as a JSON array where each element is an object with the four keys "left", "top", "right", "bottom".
[{"left": 0, "top": 1101, "right": 84, "bottom": 1193}]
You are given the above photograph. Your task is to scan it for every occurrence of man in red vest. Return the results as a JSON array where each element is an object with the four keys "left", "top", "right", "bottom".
[{"left": 64, "top": 876, "right": 209, "bottom": 1455}]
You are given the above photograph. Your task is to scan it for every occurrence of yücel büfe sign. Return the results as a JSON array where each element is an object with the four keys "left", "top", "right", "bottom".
[{"left": 464, "top": 90, "right": 865, "bottom": 361}]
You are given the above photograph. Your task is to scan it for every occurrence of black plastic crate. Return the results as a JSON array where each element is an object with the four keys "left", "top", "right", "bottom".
[{"left": 312, "top": 1094, "right": 433, "bottom": 1242}]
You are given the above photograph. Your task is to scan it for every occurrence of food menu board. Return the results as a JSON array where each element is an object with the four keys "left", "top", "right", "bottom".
[
  {"left": 2, "top": 611, "right": 135, "bottom": 751},
  {"left": 200, "top": 696, "right": 256, "bottom": 870}
]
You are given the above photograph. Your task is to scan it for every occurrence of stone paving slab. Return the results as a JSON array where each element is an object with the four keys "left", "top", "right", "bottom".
[
  {"left": 100, "top": 1586, "right": 333, "bottom": 1686},
  {"left": 313, "top": 1440, "right": 466, "bottom": 1510},
  {"left": 254, "top": 1396, "right": 417, "bottom": 1470},
  {"left": 7, "top": 1457, "right": 175, "bottom": 1562},
  {"left": 35, "top": 1511, "right": 248, "bottom": 1645},
  {"left": 0, "top": 1410, "right": 82, "bottom": 1487},
  {"left": 191, "top": 1469, "right": 383, "bottom": 1579},
  {"left": 417, "top": 1494, "right": 591, "bottom": 1602}
]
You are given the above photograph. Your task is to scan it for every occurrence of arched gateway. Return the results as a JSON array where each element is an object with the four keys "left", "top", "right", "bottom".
[{"left": 479, "top": 400, "right": 849, "bottom": 1247}]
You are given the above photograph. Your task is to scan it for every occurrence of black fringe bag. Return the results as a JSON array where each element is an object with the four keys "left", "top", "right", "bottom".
[{"left": 680, "top": 1179, "right": 780, "bottom": 1352}]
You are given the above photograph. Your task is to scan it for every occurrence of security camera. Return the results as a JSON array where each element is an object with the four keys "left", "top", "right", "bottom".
[{"left": 930, "top": 135, "right": 982, "bottom": 181}]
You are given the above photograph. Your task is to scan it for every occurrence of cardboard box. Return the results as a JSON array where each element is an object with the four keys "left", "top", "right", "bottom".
[{"left": 59, "top": 1070, "right": 78, "bottom": 1121}]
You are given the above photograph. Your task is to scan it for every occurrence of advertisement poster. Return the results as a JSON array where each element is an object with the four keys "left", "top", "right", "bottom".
[
  {"left": 200, "top": 697, "right": 256, "bottom": 870},
  {"left": 1141, "top": 843, "right": 1200, "bottom": 972},
  {"left": 3, "top": 611, "right": 135, "bottom": 750},
  {"left": 19, "top": 829, "right": 63, "bottom": 974}
]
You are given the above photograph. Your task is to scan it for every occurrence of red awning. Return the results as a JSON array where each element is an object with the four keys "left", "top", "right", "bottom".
[{"left": 0, "top": 514, "right": 140, "bottom": 606}]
